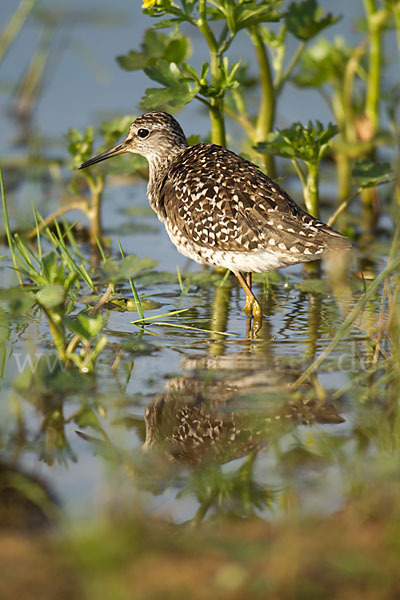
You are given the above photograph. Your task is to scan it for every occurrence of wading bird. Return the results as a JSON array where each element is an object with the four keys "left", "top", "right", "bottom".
[{"left": 80, "top": 111, "right": 350, "bottom": 328}]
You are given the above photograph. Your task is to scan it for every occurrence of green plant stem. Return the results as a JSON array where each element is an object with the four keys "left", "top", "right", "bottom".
[
  {"left": 335, "top": 39, "right": 368, "bottom": 203},
  {"left": 328, "top": 188, "right": 360, "bottom": 227},
  {"left": 92, "top": 283, "right": 114, "bottom": 313},
  {"left": 361, "top": 2, "right": 387, "bottom": 225},
  {"left": 291, "top": 158, "right": 307, "bottom": 192},
  {"left": 304, "top": 162, "right": 320, "bottom": 219},
  {"left": 344, "top": 39, "right": 367, "bottom": 143},
  {"left": 208, "top": 103, "right": 226, "bottom": 147},
  {"left": 250, "top": 27, "right": 275, "bottom": 138},
  {"left": 336, "top": 152, "right": 351, "bottom": 205},
  {"left": 363, "top": 0, "right": 388, "bottom": 134},
  {"left": 249, "top": 25, "right": 276, "bottom": 176},
  {"left": 275, "top": 41, "right": 305, "bottom": 94},
  {"left": 192, "top": 498, "right": 212, "bottom": 526},
  {"left": 86, "top": 174, "right": 104, "bottom": 245},
  {"left": 45, "top": 310, "right": 67, "bottom": 362},
  {"left": 224, "top": 103, "right": 254, "bottom": 137},
  {"left": 197, "top": 0, "right": 225, "bottom": 146},
  {"left": 328, "top": 177, "right": 396, "bottom": 228},
  {"left": 0, "top": 0, "right": 36, "bottom": 64}
]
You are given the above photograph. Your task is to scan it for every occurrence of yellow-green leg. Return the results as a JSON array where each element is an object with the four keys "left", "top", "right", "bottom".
[
  {"left": 235, "top": 272, "right": 262, "bottom": 321},
  {"left": 243, "top": 273, "right": 253, "bottom": 316}
]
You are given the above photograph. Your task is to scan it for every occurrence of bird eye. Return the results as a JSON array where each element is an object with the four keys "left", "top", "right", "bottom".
[{"left": 137, "top": 128, "right": 149, "bottom": 139}]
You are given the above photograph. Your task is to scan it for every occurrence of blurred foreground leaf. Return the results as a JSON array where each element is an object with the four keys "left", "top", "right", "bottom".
[
  {"left": 36, "top": 284, "right": 65, "bottom": 309},
  {"left": 294, "top": 279, "right": 330, "bottom": 294},
  {"left": 103, "top": 255, "right": 158, "bottom": 282},
  {"left": 63, "top": 312, "right": 103, "bottom": 340},
  {"left": 0, "top": 287, "right": 35, "bottom": 315},
  {"left": 292, "top": 36, "right": 353, "bottom": 88},
  {"left": 14, "top": 355, "right": 93, "bottom": 399}
]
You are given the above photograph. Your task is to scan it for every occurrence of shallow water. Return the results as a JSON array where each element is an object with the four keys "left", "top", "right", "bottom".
[
  {"left": 0, "top": 0, "right": 398, "bottom": 534},
  {"left": 0, "top": 215, "right": 382, "bottom": 526}
]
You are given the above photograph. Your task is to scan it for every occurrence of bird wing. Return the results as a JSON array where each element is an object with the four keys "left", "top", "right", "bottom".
[{"left": 160, "top": 144, "right": 349, "bottom": 255}]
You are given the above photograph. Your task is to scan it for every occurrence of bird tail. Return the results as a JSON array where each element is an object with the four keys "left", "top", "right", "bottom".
[{"left": 318, "top": 224, "right": 352, "bottom": 252}]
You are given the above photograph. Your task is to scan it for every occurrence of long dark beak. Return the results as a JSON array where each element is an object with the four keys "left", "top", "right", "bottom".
[{"left": 79, "top": 140, "right": 130, "bottom": 169}]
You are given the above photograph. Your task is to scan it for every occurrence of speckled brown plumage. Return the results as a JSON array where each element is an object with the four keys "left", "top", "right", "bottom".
[
  {"left": 80, "top": 111, "right": 351, "bottom": 321},
  {"left": 157, "top": 142, "right": 349, "bottom": 272}
]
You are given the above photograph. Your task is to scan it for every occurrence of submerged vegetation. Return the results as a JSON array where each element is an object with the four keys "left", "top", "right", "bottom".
[{"left": 0, "top": 0, "right": 400, "bottom": 597}]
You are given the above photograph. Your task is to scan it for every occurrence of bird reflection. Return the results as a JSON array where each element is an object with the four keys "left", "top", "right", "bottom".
[{"left": 143, "top": 353, "right": 344, "bottom": 466}]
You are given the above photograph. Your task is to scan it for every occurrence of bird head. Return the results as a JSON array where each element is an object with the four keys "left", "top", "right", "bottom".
[{"left": 79, "top": 111, "right": 188, "bottom": 170}]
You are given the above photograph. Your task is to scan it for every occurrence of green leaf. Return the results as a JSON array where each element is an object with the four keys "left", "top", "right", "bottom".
[
  {"left": 182, "top": 62, "right": 201, "bottom": 82},
  {"left": 164, "top": 37, "right": 191, "bottom": 64},
  {"left": 235, "top": 0, "right": 283, "bottom": 31},
  {"left": 143, "top": 59, "right": 184, "bottom": 87},
  {"left": 116, "top": 50, "right": 149, "bottom": 71},
  {"left": 142, "top": 0, "right": 196, "bottom": 21},
  {"left": 187, "top": 134, "right": 201, "bottom": 145},
  {"left": 150, "top": 18, "right": 184, "bottom": 29},
  {"left": 121, "top": 339, "right": 158, "bottom": 355},
  {"left": 63, "top": 312, "right": 103, "bottom": 340},
  {"left": 254, "top": 121, "right": 338, "bottom": 164},
  {"left": 214, "top": 0, "right": 282, "bottom": 33},
  {"left": 36, "top": 284, "right": 65, "bottom": 309},
  {"left": 42, "top": 251, "right": 60, "bottom": 283},
  {"left": 116, "top": 29, "right": 191, "bottom": 71},
  {"left": 200, "top": 62, "right": 209, "bottom": 80},
  {"left": 140, "top": 60, "right": 199, "bottom": 110},
  {"left": 254, "top": 133, "right": 295, "bottom": 159},
  {"left": 259, "top": 24, "right": 286, "bottom": 49},
  {"left": 352, "top": 159, "right": 392, "bottom": 188},
  {"left": 140, "top": 87, "right": 176, "bottom": 110},
  {"left": 286, "top": 0, "right": 341, "bottom": 41}
]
